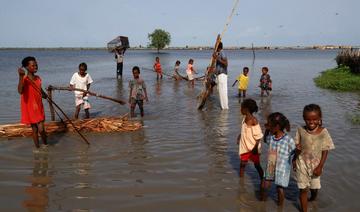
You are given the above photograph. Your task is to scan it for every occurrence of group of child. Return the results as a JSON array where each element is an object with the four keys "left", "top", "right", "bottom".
[
  {"left": 154, "top": 57, "right": 198, "bottom": 88},
  {"left": 238, "top": 98, "right": 334, "bottom": 211},
  {"left": 232, "top": 66, "right": 272, "bottom": 98}
]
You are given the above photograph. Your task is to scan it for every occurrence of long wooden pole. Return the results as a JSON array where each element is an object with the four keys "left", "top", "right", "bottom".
[
  {"left": 197, "top": 0, "right": 240, "bottom": 110},
  {"left": 26, "top": 79, "right": 90, "bottom": 145},
  {"left": 48, "top": 85, "right": 126, "bottom": 105},
  {"left": 47, "top": 87, "right": 55, "bottom": 121}
]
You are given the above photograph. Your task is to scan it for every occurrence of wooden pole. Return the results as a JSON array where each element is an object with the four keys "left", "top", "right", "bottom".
[
  {"left": 47, "top": 86, "right": 55, "bottom": 121},
  {"left": 48, "top": 86, "right": 126, "bottom": 105}
]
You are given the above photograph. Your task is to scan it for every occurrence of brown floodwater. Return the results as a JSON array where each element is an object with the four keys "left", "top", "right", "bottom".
[{"left": 0, "top": 49, "right": 359, "bottom": 211}]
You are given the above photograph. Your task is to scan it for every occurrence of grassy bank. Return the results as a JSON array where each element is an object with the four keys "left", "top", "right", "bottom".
[{"left": 314, "top": 66, "right": 360, "bottom": 91}]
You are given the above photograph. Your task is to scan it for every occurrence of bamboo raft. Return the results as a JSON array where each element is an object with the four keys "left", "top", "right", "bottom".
[{"left": 0, "top": 116, "right": 142, "bottom": 138}]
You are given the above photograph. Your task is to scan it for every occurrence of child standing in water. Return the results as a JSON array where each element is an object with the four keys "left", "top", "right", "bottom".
[
  {"left": 17, "top": 56, "right": 48, "bottom": 149},
  {"left": 129, "top": 66, "right": 148, "bottom": 117},
  {"left": 186, "top": 59, "right": 197, "bottom": 87},
  {"left": 70, "top": 63, "right": 93, "bottom": 119},
  {"left": 237, "top": 99, "right": 264, "bottom": 184},
  {"left": 262, "top": 112, "right": 296, "bottom": 205},
  {"left": 172, "top": 60, "right": 182, "bottom": 80},
  {"left": 153, "top": 57, "right": 163, "bottom": 80},
  {"left": 293, "top": 104, "right": 335, "bottom": 212},
  {"left": 259, "top": 67, "right": 272, "bottom": 97},
  {"left": 232, "top": 67, "right": 249, "bottom": 97}
]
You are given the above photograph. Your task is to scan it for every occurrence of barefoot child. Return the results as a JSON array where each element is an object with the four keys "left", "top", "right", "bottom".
[
  {"left": 153, "top": 57, "right": 163, "bottom": 80},
  {"left": 186, "top": 59, "right": 197, "bottom": 87},
  {"left": 259, "top": 67, "right": 272, "bottom": 97},
  {"left": 70, "top": 63, "right": 93, "bottom": 119},
  {"left": 17, "top": 56, "right": 48, "bottom": 149},
  {"left": 262, "top": 112, "right": 295, "bottom": 205},
  {"left": 237, "top": 99, "right": 264, "bottom": 184},
  {"left": 129, "top": 66, "right": 148, "bottom": 117},
  {"left": 293, "top": 104, "right": 335, "bottom": 212},
  {"left": 232, "top": 67, "right": 249, "bottom": 97}
]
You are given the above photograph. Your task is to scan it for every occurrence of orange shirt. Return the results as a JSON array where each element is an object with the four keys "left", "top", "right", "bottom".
[
  {"left": 20, "top": 76, "right": 45, "bottom": 124},
  {"left": 154, "top": 62, "right": 162, "bottom": 73}
]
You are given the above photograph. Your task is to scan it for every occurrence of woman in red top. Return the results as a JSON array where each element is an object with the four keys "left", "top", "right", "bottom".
[
  {"left": 153, "top": 56, "right": 163, "bottom": 80},
  {"left": 18, "top": 56, "right": 47, "bottom": 149}
]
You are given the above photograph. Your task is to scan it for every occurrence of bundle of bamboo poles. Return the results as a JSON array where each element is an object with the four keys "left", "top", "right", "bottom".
[{"left": 0, "top": 116, "right": 142, "bottom": 138}]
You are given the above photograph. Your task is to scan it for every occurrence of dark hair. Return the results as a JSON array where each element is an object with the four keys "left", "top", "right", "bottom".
[
  {"left": 132, "top": 66, "right": 140, "bottom": 73},
  {"left": 241, "top": 98, "right": 258, "bottom": 114},
  {"left": 243, "top": 67, "right": 249, "bottom": 71},
  {"left": 303, "top": 104, "right": 322, "bottom": 125},
  {"left": 262, "top": 67, "right": 269, "bottom": 72},
  {"left": 268, "top": 112, "right": 291, "bottom": 132},
  {"left": 217, "top": 42, "right": 223, "bottom": 51},
  {"left": 79, "top": 62, "right": 87, "bottom": 70},
  {"left": 155, "top": 56, "right": 159, "bottom": 60},
  {"left": 21, "top": 56, "right": 36, "bottom": 67},
  {"left": 189, "top": 58, "right": 194, "bottom": 63},
  {"left": 175, "top": 60, "right": 181, "bottom": 65}
]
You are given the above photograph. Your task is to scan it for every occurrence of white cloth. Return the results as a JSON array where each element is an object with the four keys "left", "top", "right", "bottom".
[
  {"left": 70, "top": 73, "right": 93, "bottom": 97},
  {"left": 75, "top": 96, "right": 91, "bottom": 109},
  {"left": 115, "top": 52, "right": 124, "bottom": 63},
  {"left": 217, "top": 73, "right": 228, "bottom": 109}
]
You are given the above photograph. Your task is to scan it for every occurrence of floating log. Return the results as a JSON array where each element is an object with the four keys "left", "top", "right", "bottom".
[{"left": 0, "top": 116, "right": 142, "bottom": 138}]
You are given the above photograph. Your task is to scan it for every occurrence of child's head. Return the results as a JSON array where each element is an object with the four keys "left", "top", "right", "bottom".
[
  {"left": 188, "top": 59, "right": 194, "bottom": 64},
  {"left": 241, "top": 98, "right": 258, "bottom": 115},
  {"left": 155, "top": 57, "right": 160, "bottom": 62},
  {"left": 22, "top": 56, "right": 38, "bottom": 73},
  {"left": 303, "top": 104, "right": 322, "bottom": 130},
  {"left": 266, "top": 112, "right": 290, "bottom": 134},
  {"left": 243, "top": 67, "right": 249, "bottom": 76},
  {"left": 78, "top": 62, "right": 87, "bottom": 76},
  {"left": 175, "top": 60, "right": 181, "bottom": 66},
  {"left": 132, "top": 66, "right": 140, "bottom": 78},
  {"left": 261, "top": 66, "right": 269, "bottom": 74}
]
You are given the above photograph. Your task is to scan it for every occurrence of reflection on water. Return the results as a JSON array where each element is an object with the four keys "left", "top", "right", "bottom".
[
  {"left": 23, "top": 151, "right": 52, "bottom": 211},
  {"left": 1, "top": 49, "right": 360, "bottom": 211}
]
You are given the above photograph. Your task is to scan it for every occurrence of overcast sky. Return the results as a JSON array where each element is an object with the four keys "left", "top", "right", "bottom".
[{"left": 1, "top": 0, "right": 359, "bottom": 47}]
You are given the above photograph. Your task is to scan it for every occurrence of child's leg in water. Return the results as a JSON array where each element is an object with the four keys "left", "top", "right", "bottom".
[
  {"left": 299, "top": 189, "right": 309, "bottom": 212},
  {"left": 277, "top": 186, "right": 285, "bottom": 206},
  {"left": 254, "top": 162, "right": 264, "bottom": 180},
  {"left": 309, "top": 189, "right": 318, "bottom": 201},
  {"left": 138, "top": 101, "right": 144, "bottom": 117},
  {"left": 239, "top": 160, "right": 247, "bottom": 177},
  {"left": 130, "top": 103, "right": 136, "bottom": 117},
  {"left": 243, "top": 90, "right": 246, "bottom": 97}
]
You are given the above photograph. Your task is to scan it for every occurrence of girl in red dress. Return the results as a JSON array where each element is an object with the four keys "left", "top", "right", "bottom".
[{"left": 18, "top": 56, "right": 47, "bottom": 149}]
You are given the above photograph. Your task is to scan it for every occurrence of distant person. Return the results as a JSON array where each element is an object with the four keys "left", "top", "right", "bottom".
[
  {"left": 115, "top": 48, "right": 125, "bottom": 79},
  {"left": 292, "top": 104, "right": 335, "bottom": 212},
  {"left": 262, "top": 112, "right": 295, "bottom": 205},
  {"left": 214, "top": 42, "right": 228, "bottom": 109},
  {"left": 70, "top": 63, "right": 93, "bottom": 119},
  {"left": 17, "top": 56, "right": 48, "bottom": 149},
  {"left": 172, "top": 60, "right": 182, "bottom": 80},
  {"left": 259, "top": 66, "right": 272, "bottom": 97},
  {"left": 232, "top": 67, "right": 250, "bottom": 97},
  {"left": 237, "top": 99, "right": 264, "bottom": 186},
  {"left": 129, "top": 66, "right": 148, "bottom": 117},
  {"left": 186, "top": 59, "right": 197, "bottom": 87},
  {"left": 153, "top": 56, "right": 163, "bottom": 80}
]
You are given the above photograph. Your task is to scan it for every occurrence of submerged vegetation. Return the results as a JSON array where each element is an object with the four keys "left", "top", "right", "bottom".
[{"left": 315, "top": 49, "right": 360, "bottom": 91}]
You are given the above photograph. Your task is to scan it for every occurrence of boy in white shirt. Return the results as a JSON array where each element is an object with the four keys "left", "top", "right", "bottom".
[{"left": 70, "top": 63, "right": 93, "bottom": 119}]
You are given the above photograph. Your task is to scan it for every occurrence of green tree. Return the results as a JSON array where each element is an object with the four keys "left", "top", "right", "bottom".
[{"left": 148, "top": 29, "right": 171, "bottom": 53}]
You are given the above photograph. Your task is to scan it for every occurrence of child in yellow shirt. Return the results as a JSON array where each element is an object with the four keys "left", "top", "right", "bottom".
[{"left": 232, "top": 67, "right": 249, "bottom": 97}]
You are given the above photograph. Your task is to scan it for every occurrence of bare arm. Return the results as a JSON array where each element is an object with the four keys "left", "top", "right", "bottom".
[
  {"left": 232, "top": 80, "right": 238, "bottom": 87},
  {"left": 17, "top": 67, "right": 25, "bottom": 94}
]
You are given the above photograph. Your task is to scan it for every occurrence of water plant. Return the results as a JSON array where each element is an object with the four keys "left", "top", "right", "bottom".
[{"left": 336, "top": 49, "right": 360, "bottom": 74}]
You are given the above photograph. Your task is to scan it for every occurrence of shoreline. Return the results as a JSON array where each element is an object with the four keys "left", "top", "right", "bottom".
[{"left": 0, "top": 45, "right": 357, "bottom": 51}]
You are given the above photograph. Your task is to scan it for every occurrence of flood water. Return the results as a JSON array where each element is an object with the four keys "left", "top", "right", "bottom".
[{"left": 0, "top": 49, "right": 359, "bottom": 211}]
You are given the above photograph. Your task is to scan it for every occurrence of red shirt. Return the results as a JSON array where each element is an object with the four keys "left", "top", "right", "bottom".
[
  {"left": 20, "top": 75, "right": 45, "bottom": 124},
  {"left": 154, "top": 62, "right": 162, "bottom": 73}
]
